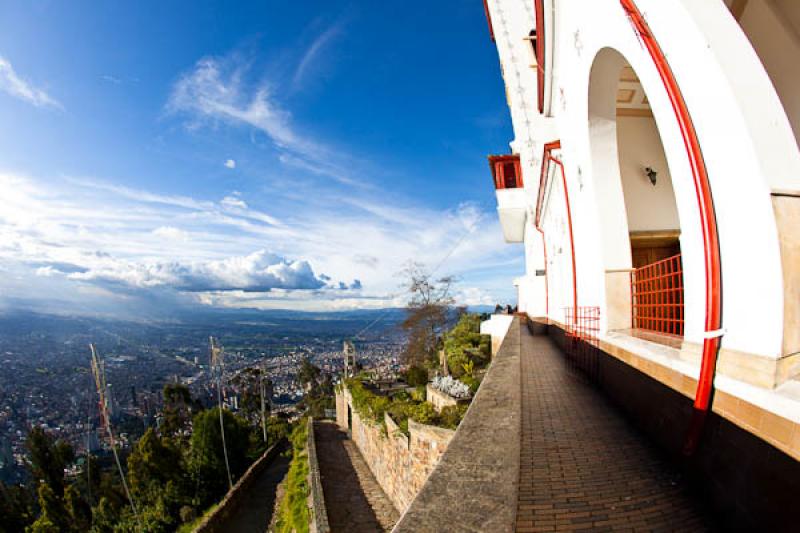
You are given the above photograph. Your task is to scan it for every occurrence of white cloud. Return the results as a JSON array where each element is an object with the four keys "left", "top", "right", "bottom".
[
  {"left": 220, "top": 195, "right": 247, "bottom": 210},
  {"left": 0, "top": 55, "right": 62, "bottom": 109},
  {"left": 166, "top": 55, "right": 358, "bottom": 186},
  {"left": 152, "top": 226, "right": 189, "bottom": 241},
  {"left": 0, "top": 173, "right": 520, "bottom": 313},
  {"left": 224, "top": 159, "right": 236, "bottom": 169},
  {"left": 35, "top": 265, "right": 61, "bottom": 277},
  {"left": 292, "top": 21, "right": 344, "bottom": 89},
  {"left": 68, "top": 249, "right": 326, "bottom": 292}
]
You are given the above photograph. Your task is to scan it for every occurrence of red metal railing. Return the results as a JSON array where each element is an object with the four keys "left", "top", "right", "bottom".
[
  {"left": 564, "top": 306, "right": 600, "bottom": 380},
  {"left": 631, "top": 253, "right": 684, "bottom": 336}
]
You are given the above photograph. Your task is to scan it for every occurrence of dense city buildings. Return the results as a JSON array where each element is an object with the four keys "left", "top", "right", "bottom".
[{"left": 0, "top": 310, "right": 404, "bottom": 484}]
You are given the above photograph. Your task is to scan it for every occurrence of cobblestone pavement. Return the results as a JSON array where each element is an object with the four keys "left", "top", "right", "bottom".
[
  {"left": 517, "top": 330, "right": 714, "bottom": 532},
  {"left": 225, "top": 449, "right": 290, "bottom": 533},
  {"left": 315, "top": 421, "right": 399, "bottom": 532}
]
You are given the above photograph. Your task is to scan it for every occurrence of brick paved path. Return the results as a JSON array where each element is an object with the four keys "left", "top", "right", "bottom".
[
  {"left": 225, "top": 447, "right": 290, "bottom": 533},
  {"left": 517, "top": 330, "right": 713, "bottom": 532},
  {"left": 315, "top": 421, "right": 398, "bottom": 532}
]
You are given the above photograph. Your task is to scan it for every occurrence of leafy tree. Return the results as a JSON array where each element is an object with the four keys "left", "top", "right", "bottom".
[
  {"left": 27, "top": 483, "right": 69, "bottom": 533},
  {"left": 123, "top": 427, "right": 190, "bottom": 531},
  {"left": 400, "top": 262, "right": 456, "bottom": 368},
  {"left": 189, "top": 408, "right": 252, "bottom": 507},
  {"left": 26, "top": 427, "right": 73, "bottom": 498},
  {"left": 297, "top": 357, "right": 321, "bottom": 390},
  {"left": 161, "top": 384, "right": 201, "bottom": 439},
  {"left": 64, "top": 485, "right": 92, "bottom": 532},
  {"left": 0, "top": 481, "right": 35, "bottom": 533},
  {"left": 443, "top": 313, "right": 490, "bottom": 378}
]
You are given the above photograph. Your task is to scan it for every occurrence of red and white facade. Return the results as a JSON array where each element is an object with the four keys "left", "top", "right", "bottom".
[{"left": 484, "top": 0, "right": 800, "bottom": 452}]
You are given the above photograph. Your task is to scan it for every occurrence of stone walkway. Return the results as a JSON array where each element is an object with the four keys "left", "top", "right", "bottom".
[
  {"left": 315, "top": 421, "right": 399, "bottom": 532},
  {"left": 517, "top": 329, "right": 713, "bottom": 532},
  {"left": 225, "top": 448, "right": 290, "bottom": 533}
]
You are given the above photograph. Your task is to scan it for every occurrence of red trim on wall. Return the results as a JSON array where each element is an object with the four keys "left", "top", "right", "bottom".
[
  {"left": 482, "top": 0, "right": 495, "bottom": 42},
  {"left": 535, "top": 141, "right": 577, "bottom": 316},
  {"left": 620, "top": 0, "right": 723, "bottom": 456},
  {"left": 534, "top": 0, "right": 546, "bottom": 113}
]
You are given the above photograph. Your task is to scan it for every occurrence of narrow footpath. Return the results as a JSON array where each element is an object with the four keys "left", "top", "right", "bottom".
[
  {"left": 224, "top": 448, "right": 290, "bottom": 533},
  {"left": 516, "top": 329, "right": 714, "bottom": 531},
  {"left": 315, "top": 420, "right": 399, "bottom": 533}
]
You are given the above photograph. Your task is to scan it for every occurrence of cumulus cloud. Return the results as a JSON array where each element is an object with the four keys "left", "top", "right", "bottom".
[
  {"left": 0, "top": 56, "right": 62, "bottom": 109},
  {"left": 68, "top": 250, "right": 326, "bottom": 292},
  {"left": 152, "top": 226, "right": 189, "bottom": 241},
  {"left": 0, "top": 173, "right": 519, "bottom": 313},
  {"left": 224, "top": 159, "right": 236, "bottom": 169}
]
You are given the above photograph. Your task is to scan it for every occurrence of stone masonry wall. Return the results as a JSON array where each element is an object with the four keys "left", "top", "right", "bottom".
[{"left": 334, "top": 388, "right": 454, "bottom": 513}]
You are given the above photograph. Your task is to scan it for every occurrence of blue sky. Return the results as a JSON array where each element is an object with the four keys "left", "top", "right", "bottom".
[{"left": 0, "top": 0, "right": 521, "bottom": 317}]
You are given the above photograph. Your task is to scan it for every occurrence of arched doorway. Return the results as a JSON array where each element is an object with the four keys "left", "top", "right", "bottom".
[{"left": 588, "top": 48, "right": 684, "bottom": 338}]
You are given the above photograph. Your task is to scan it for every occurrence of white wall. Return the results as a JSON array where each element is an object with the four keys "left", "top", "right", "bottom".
[
  {"left": 488, "top": 0, "right": 796, "bottom": 359},
  {"left": 617, "top": 116, "right": 680, "bottom": 232},
  {"left": 738, "top": 0, "right": 800, "bottom": 150}
]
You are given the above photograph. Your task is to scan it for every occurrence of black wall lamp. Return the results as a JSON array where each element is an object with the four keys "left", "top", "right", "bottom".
[{"left": 645, "top": 167, "right": 658, "bottom": 186}]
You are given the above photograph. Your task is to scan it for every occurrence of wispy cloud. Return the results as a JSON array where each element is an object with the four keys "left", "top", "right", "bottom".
[
  {"left": 0, "top": 55, "right": 62, "bottom": 109},
  {"left": 0, "top": 172, "right": 519, "bottom": 312},
  {"left": 165, "top": 55, "right": 361, "bottom": 186},
  {"left": 292, "top": 21, "right": 344, "bottom": 89}
]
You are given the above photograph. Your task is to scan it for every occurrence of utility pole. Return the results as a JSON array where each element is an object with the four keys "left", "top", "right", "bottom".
[
  {"left": 260, "top": 375, "right": 267, "bottom": 444},
  {"left": 210, "top": 337, "right": 233, "bottom": 491}
]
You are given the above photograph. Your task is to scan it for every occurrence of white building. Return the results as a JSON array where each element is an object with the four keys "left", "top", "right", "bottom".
[{"left": 484, "top": 0, "right": 799, "bottom": 459}]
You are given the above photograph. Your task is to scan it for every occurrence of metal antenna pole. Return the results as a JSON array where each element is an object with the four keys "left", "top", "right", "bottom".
[
  {"left": 260, "top": 376, "right": 267, "bottom": 444},
  {"left": 210, "top": 337, "right": 233, "bottom": 491},
  {"left": 90, "top": 344, "right": 140, "bottom": 530}
]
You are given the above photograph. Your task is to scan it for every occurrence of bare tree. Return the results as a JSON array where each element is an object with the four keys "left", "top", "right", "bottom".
[{"left": 400, "top": 262, "right": 456, "bottom": 369}]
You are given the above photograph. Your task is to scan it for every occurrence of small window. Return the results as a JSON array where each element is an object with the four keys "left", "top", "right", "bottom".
[
  {"left": 524, "top": 30, "right": 538, "bottom": 68},
  {"left": 503, "top": 162, "right": 518, "bottom": 189}
]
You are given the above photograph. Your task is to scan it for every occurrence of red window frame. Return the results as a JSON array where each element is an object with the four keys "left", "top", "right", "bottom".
[{"left": 488, "top": 154, "right": 523, "bottom": 189}]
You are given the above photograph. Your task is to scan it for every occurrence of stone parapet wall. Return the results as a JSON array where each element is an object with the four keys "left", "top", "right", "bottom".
[
  {"left": 393, "top": 318, "right": 522, "bottom": 532},
  {"left": 193, "top": 439, "right": 286, "bottom": 533},
  {"left": 306, "top": 418, "right": 330, "bottom": 533},
  {"left": 335, "top": 388, "right": 454, "bottom": 513}
]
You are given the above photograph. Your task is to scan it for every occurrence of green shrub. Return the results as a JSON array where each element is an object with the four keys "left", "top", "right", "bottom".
[
  {"left": 443, "top": 314, "right": 491, "bottom": 377},
  {"left": 274, "top": 421, "right": 310, "bottom": 533},
  {"left": 438, "top": 405, "right": 469, "bottom": 430},
  {"left": 405, "top": 365, "right": 428, "bottom": 386}
]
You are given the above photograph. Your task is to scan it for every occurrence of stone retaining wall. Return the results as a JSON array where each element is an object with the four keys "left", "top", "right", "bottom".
[
  {"left": 193, "top": 439, "right": 286, "bottom": 533},
  {"left": 306, "top": 418, "right": 330, "bottom": 533},
  {"left": 393, "top": 318, "right": 522, "bottom": 532},
  {"left": 335, "top": 388, "right": 454, "bottom": 513},
  {"left": 425, "top": 384, "right": 469, "bottom": 412}
]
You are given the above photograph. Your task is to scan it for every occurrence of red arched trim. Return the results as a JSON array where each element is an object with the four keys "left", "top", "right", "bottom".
[
  {"left": 536, "top": 141, "right": 577, "bottom": 316},
  {"left": 482, "top": 0, "right": 495, "bottom": 42},
  {"left": 619, "top": 0, "right": 723, "bottom": 456},
  {"left": 534, "top": 0, "right": 546, "bottom": 113}
]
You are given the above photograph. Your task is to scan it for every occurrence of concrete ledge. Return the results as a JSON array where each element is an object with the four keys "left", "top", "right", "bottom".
[
  {"left": 307, "top": 418, "right": 330, "bottom": 533},
  {"left": 392, "top": 318, "right": 521, "bottom": 533},
  {"left": 193, "top": 439, "right": 286, "bottom": 533}
]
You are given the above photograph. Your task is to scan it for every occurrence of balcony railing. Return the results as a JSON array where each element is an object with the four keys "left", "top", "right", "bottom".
[
  {"left": 564, "top": 306, "right": 600, "bottom": 380},
  {"left": 631, "top": 254, "right": 684, "bottom": 337}
]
